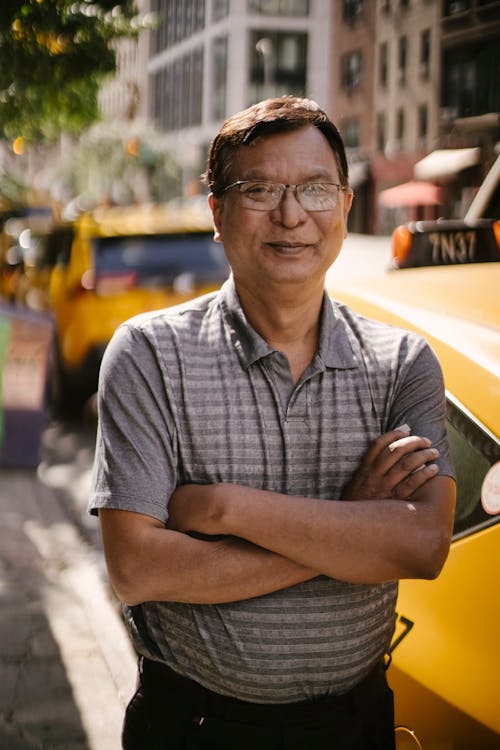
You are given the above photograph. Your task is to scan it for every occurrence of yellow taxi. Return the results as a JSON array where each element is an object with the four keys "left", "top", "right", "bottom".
[
  {"left": 0, "top": 209, "right": 58, "bottom": 308},
  {"left": 328, "top": 225, "right": 500, "bottom": 749},
  {"left": 49, "top": 201, "right": 228, "bottom": 407}
]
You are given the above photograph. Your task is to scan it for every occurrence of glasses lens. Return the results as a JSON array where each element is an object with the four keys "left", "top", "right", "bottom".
[
  {"left": 238, "top": 182, "right": 282, "bottom": 209},
  {"left": 298, "top": 183, "right": 339, "bottom": 211},
  {"left": 235, "top": 181, "right": 341, "bottom": 211}
]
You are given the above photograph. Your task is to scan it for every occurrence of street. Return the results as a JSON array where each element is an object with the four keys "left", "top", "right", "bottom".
[{"left": 0, "top": 410, "right": 136, "bottom": 750}]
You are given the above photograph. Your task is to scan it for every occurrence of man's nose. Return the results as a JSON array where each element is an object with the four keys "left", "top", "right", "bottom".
[{"left": 271, "top": 186, "right": 308, "bottom": 227}]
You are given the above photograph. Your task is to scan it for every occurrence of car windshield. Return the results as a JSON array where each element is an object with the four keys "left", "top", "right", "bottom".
[{"left": 92, "top": 232, "right": 228, "bottom": 285}]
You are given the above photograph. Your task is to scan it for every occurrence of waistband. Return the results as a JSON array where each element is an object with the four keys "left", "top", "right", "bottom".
[{"left": 139, "top": 657, "right": 387, "bottom": 726}]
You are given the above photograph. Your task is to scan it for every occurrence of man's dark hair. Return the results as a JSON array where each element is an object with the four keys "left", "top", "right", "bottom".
[{"left": 203, "top": 96, "right": 349, "bottom": 196}]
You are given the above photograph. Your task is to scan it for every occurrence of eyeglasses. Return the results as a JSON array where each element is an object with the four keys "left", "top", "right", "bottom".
[{"left": 220, "top": 180, "right": 350, "bottom": 212}]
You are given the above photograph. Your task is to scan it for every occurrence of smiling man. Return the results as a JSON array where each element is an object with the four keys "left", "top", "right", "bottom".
[{"left": 89, "top": 97, "right": 456, "bottom": 750}]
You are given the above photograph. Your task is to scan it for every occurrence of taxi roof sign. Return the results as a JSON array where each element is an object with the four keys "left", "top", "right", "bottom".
[{"left": 392, "top": 218, "right": 500, "bottom": 269}]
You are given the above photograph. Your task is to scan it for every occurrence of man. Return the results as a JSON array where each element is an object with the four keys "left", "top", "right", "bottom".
[{"left": 89, "top": 96, "right": 456, "bottom": 749}]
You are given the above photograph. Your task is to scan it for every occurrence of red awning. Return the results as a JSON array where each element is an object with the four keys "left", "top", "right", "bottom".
[{"left": 378, "top": 180, "right": 443, "bottom": 208}]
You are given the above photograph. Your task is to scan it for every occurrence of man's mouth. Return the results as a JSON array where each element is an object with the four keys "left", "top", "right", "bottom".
[{"left": 266, "top": 241, "right": 311, "bottom": 253}]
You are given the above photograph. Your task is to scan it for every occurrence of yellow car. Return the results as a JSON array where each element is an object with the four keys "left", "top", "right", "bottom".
[
  {"left": 0, "top": 210, "right": 58, "bottom": 309},
  {"left": 328, "top": 232, "right": 500, "bottom": 749},
  {"left": 49, "top": 201, "right": 228, "bottom": 407}
]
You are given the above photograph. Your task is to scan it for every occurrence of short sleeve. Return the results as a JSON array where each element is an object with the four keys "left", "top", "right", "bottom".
[
  {"left": 88, "top": 321, "right": 178, "bottom": 522},
  {"left": 388, "top": 340, "right": 455, "bottom": 479}
]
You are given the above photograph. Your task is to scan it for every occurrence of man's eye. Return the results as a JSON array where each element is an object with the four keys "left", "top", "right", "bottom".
[
  {"left": 303, "top": 183, "right": 329, "bottom": 197},
  {"left": 243, "top": 183, "right": 274, "bottom": 197}
]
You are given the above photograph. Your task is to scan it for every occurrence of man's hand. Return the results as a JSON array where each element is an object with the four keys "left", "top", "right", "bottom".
[{"left": 342, "top": 425, "right": 440, "bottom": 502}]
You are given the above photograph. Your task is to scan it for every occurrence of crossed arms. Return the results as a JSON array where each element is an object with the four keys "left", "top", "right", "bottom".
[{"left": 99, "top": 428, "right": 456, "bottom": 606}]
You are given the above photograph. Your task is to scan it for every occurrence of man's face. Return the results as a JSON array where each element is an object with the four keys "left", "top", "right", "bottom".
[{"left": 209, "top": 125, "right": 353, "bottom": 296}]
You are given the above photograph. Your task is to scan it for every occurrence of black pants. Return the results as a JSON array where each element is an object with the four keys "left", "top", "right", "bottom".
[{"left": 122, "top": 657, "right": 395, "bottom": 750}]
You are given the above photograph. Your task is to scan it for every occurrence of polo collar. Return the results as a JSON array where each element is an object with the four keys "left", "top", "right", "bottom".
[{"left": 219, "top": 276, "right": 357, "bottom": 371}]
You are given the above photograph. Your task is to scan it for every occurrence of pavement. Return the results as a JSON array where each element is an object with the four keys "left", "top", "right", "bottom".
[{"left": 0, "top": 415, "right": 137, "bottom": 750}]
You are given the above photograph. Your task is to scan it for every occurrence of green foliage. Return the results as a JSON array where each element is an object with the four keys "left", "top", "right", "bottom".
[
  {"left": 0, "top": 0, "right": 143, "bottom": 142},
  {"left": 52, "top": 122, "right": 183, "bottom": 205}
]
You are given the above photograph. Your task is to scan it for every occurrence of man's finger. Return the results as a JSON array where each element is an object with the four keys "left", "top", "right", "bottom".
[
  {"left": 394, "top": 463, "right": 439, "bottom": 499},
  {"left": 362, "top": 425, "right": 412, "bottom": 464},
  {"left": 386, "top": 447, "right": 439, "bottom": 486}
]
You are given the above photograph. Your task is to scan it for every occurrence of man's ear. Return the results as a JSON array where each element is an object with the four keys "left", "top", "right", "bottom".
[
  {"left": 209, "top": 193, "right": 223, "bottom": 243},
  {"left": 342, "top": 189, "right": 354, "bottom": 239}
]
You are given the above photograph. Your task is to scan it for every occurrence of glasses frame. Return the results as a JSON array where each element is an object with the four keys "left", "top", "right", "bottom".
[{"left": 220, "top": 180, "right": 351, "bottom": 212}]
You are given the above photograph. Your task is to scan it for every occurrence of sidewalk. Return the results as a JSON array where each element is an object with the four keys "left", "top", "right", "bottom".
[{"left": 0, "top": 423, "right": 136, "bottom": 749}]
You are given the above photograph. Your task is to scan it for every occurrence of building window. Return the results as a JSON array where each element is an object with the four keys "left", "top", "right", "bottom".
[
  {"left": 377, "top": 112, "right": 386, "bottom": 152},
  {"left": 443, "top": 0, "right": 470, "bottom": 15},
  {"left": 379, "top": 41, "right": 388, "bottom": 88},
  {"left": 247, "top": 0, "right": 309, "bottom": 15},
  {"left": 341, "top": 50, "right": 362, "bottom": 92},
  {"left": 249, "top": 30, "right": 307, "bottom": 102},
  {"left": 420, "top": 29, "right": 430, "bottom": 79},
  {"left": 396, "top": 107, "right": 405, "bottom": 147},
  {"left": 151, "top": 0, "right": 206, "bottom": 53},
  {"left": 418, "top": 103, "right": 428, "bottom": 148},
  {"left": 212, "top": 35, "right": 228, "bottom": 121},
  {"left": 151, "top": 46, "right": 204, "bottom": 132},
  {"left": 398, "top": 35, "right": 407, "bottom": 85},
  {"left": 442, "top": 39, "right": 500, "bottom": 119},
  {"left": 343, "top": 0, "right": 364, "bottom": 24},
  {"left": 212, "top": 0, "right": 229, "bottom": 20},
  {"left": 342, "top": 118, "right": 360, "bottom": 148}
]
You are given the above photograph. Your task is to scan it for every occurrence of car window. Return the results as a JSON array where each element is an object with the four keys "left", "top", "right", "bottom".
[
  {"left": 47, "top": 227, "right": 74, "bottom": 267},
  {"left": 92, "top": 232, "right": 228, "bottom": 284},
  {"left": 446, "top": 395, "right": 500, "bottom": 539}
]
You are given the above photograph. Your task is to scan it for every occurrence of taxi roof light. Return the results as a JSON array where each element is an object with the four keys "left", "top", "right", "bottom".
[
  {"left": 391, "top": 225, "right": 413, "bottom": 268},
  {"left": 492, "top": 221, "right": 500, "bottom": 250}
]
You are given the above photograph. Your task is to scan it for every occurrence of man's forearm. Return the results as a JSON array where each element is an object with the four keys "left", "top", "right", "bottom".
[
  {"left": 99, "top": 509, "right": 317, "bottom": 606},
  {"left": 213, "top": 481, "right": 453, "bottom": 582},
  {"left": 168, "top": 475, "right": 455, "bottom": 584},
  {"left": 167, "top": 430, "right": 455, "bottom": 584}
]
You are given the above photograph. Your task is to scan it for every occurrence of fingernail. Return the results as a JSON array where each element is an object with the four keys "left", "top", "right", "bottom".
[{"left": 394, "top": 423, "right": 411, "bottom": 434}]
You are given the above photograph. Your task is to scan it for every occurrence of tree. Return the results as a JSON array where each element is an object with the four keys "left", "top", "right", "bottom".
[
  {"left": 0, "top": 0, "right": 144, "bottom": 143},
  {"left": 51, "top": 122, "right": 183, "bottom": 206}
]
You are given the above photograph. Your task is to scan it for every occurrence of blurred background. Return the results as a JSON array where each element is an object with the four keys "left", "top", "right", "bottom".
[
  {"left": 1, "top": 3, "right": 500, "bottom": 748},
  {"left": 2, "top": 0, "right": 500, "bottom": 231},
  {"left": 1, "top": 0, "right": 499, "bottom": 449}
]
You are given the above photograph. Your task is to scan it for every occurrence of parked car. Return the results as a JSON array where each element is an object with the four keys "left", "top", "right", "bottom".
[
  {"left": 391, "top": 153, "right": 500, "bottom": 270},
  {"left": 328, "top": 240, "right": 500, "bottom": 748},
  {"left": 0, "top": 209, "right": 58, "bottom": 308},
  {"left": 48, "top": 201, "right": 229, "bottom": 408}
]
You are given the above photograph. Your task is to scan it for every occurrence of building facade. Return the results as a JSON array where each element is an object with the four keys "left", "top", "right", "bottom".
[
  {"left": 144, "top": 0, "right": 332, "bottom": 191},
  {"left": 98, "top": 0, "right": 500, "bottom": 232},
  {"left": 330, "top": 0, "right": 500, "bottom": 232}
]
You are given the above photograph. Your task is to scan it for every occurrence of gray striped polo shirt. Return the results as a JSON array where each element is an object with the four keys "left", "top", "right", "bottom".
[{"left": 90, "top": 276, "right": 453, "bottom": 703}]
